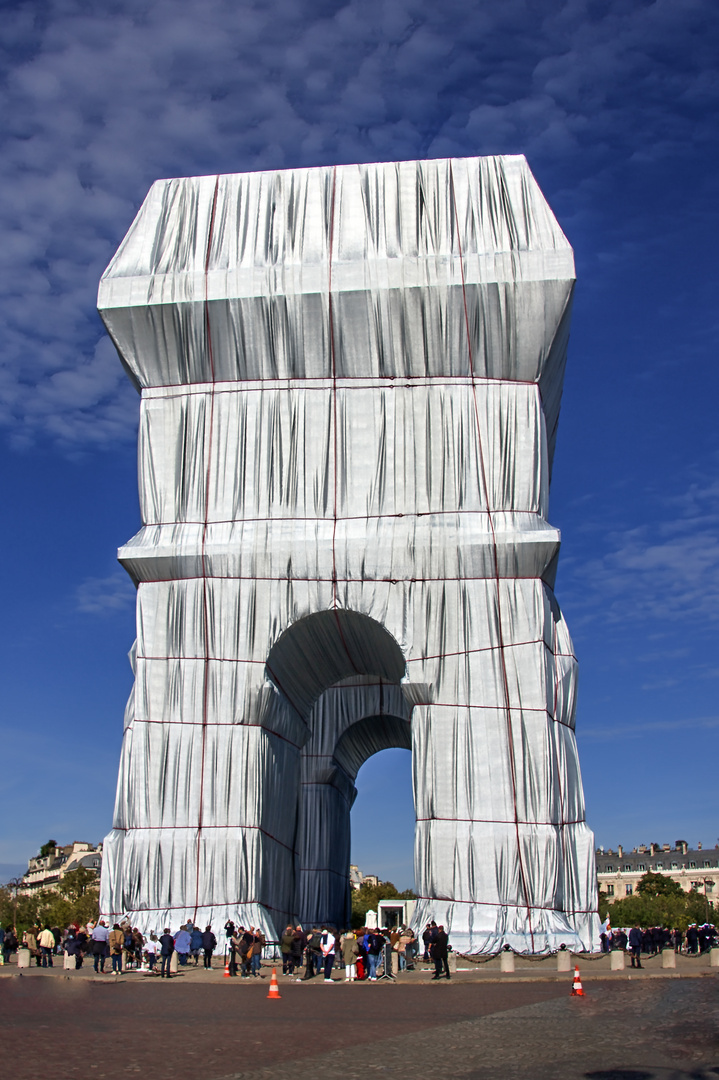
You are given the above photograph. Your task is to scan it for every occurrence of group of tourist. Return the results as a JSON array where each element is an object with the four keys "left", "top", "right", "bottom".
[
  {"left": 0, "top": 917, "right": 452, "bottom": 981},
  {"left": 600, "top": 923, "right": 717, "bottom": 956},
  {"left": 0, "top": 919, "right": 220, "bottom": 974},
  {"left": 272, "top": 921, "right": 451, "bottom": 981}
]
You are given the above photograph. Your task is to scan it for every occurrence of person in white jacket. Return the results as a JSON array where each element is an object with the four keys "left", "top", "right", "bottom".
[{"left": 320, "top": 927, "right": 336, "bottom": 982}]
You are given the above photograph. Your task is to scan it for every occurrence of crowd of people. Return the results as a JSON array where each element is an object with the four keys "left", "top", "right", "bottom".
[
  {"left": 0, "top": 918, "right": 453, "bottom": 980},
  {"left": 0, "top": 919, "right": 220, "bottom": 973},
  {"left": 232, "top": 920, "right": 451, "bottom": 981},
  {"left": 600, "top": 923, "right": 717, "bottom": 958}
]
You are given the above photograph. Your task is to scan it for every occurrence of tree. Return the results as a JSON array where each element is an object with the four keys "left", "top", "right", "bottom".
[
  {"left": 59, "top": 866, "right": 97, "bottom": 902},
  {"left": 601, "top": 872, "right": 714, "bottom": 931},
  {"left": 350, "top": 881, "right": 416, "bottom": 928},
  {"left": 38, "top": 840, "right": 57, "bottom": 858},
  {"left": 636, "top": 871, "right": 684, "bottom": 899}
]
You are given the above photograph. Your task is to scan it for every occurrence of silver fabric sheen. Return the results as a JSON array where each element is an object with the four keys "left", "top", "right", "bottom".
[{"left": 98, "top": 155, "right": 600, "bottom": 954}]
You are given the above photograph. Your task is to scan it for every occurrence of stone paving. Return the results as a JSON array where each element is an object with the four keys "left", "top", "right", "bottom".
[{"left": 1, "top": 959, "right": 717, "bottom": 1080}]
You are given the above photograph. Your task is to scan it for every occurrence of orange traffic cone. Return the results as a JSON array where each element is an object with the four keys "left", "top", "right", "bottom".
[
  {"left": 224, "top": 956, "right": 231, "bottom": 978},
  {"left": 570, "top": 965, "right": 585, "bottom": 996},
  {"left": 267, "top": 967, "right": 281, "bottom": 999}
]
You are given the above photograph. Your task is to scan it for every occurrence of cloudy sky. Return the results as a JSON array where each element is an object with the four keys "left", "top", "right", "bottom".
[{"left": 1, "top": 0, "right": 718, "bottom": 887}]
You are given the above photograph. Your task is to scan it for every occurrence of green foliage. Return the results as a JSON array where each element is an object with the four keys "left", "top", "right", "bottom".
[
  {"left": 350, "top": 881, "right": 416, "bottom": 929},
  {"left": 0, "top": 880, "right": 99, "bottom": 936},
  {"left": 59, "top": 866, "right": 96, "bottom": 902},
  {"left": 38, "top": 840, "right": 57, "bottom": 858},
  {"left": 604, "top": 872, "right": 714, "bottom": 931},
  {"left": 597, "top": 891, "right": 612, "bottom": 921},
  {"left": 636, "top": 871, "right": 684, "bottom": 899}
]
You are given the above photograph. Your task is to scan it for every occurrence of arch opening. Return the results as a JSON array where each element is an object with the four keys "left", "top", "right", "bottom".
[
  {"left": 265, "top": 609, "right": 415, "bottom": 928},
  {"left": 350, "top": 746, "right": 415, "bottom": 905},
  {"left": 265, "top": 609, "right": 407, "bottom": 719}
]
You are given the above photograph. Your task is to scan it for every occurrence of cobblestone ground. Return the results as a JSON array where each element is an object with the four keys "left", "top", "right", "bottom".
[{"left": 1, "top": 972, "right": 717, "bottom": 1080}]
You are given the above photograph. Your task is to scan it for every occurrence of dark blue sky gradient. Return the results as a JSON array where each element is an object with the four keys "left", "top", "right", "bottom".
[{"left": 1, "top": 0, "right": 718, "bottom": 886}]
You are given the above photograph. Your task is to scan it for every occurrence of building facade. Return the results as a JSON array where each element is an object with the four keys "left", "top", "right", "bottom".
[
  {"left": 596, "top": 841, "right": 718, "bottom": 903},
  {"left": 19, "top": 841, "right": 102, "bottom": 895}
]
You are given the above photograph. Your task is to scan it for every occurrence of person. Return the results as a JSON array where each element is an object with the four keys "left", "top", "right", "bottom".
[
  {"left": 202, "top": 926, "right": 216, "bottom": 969},
  {"left": 228, "top": 929, "right": 242, "bottom": 976},
  {"left": 174, "top": 925, "right": 191, "bottom": 966},
  {"left": 302, "top": 929, "right": 321, "bottom": 980},
  {"left": 422, "top": 922, "right": 432, "bottom": 961},
  {"left": 431, "top": 924, "right": 450, "bottom": 980},
  {"left": 280, "top": 926, "right": 295, "bottom": 975},
  {"left": 341, "top": 930, "right": 359, "bottom": 981},
  {"left": 673, "top": 927, "right": 683, "bottom": 954},
  {"left": 38, "top": 924, "right": 56, "bottom": 968},
  {"left": 686, "top": 924, "right": 699, "bottom": 954},
  {"left": 628, "top": 924, "right": 643, "bottom": 969},
  {"left": 239, "top": 928, "right": 254, "bottom": 977},
  {"left": 75, "top": 926, "right": 88, "bottom": 969},
  {"left": 366, "top": 928, "right": 385, "bottom": 981},
  {"left": 397, "top": 927, "right": 413, "bottom": 971},
  {"left": 159, "top": 927, "right": 175, "bottom": 977},
  {"left": 251, "top": 927, "right": 265, "bottom": 977},
  {"left": 2, "top": 926, "right": 18, "bottom": 966},
  {"left": 190, "top": 925, "right": 203, "bottom": 966},
  {"left": 320, "top": 926, "right": 336, "bottom": 982},
  {"left": 292, "top": 925, "right": 306, "bottom": 972},
  {"left": 109, "top": 923, "right": 124, "bottom": 974},
  {"left": 91, "top": 920, "right": 109, "bottom": 973},
  {"left": 144, "top": 933, "right": 158, "bottom": 971},
  {"left": 224, "top": 919, "right": 235, "bottom": 944}
]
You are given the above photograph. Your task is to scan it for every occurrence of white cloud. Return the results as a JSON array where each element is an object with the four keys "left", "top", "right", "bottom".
[
  {"left": 75, "top": 571, "right": 135, "bottom": 615},
  {"left": 0, "top": 0, "right": 716, "bottom": 448}
]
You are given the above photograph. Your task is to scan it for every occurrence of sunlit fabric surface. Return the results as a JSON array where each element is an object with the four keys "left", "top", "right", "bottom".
[{"left": 98, "top": 155, "right": 600, "bottom": 953}]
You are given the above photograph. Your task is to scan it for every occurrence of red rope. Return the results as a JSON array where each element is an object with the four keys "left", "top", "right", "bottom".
[
  {"left": 450, "top": 162, "right": 535, "bottom": 949},
  {"left": 415, "top": 895, "right": 594, "bottom": 915},
  {"left": 141, "top": 373, "right": 540, "bottom": 393},
  {"left": 135, "top": 639, "right": 577, "bottom": 665},
  {"left": 194, "top": 175, "right": 220, "bottom": 923},
  {"left": 329, "top": 166, "right": 339, "bottom": 608}
]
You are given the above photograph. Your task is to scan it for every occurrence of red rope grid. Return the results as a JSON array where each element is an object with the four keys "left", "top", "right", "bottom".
[
  {"left": 553, "top": 615, "right": 570, "bottom": 911},
  {"left": 135, "top": 638, "right": 577, "bottom": 666},
  {"left": 121, "top": 173, "right": 582, "bottom": 936},
  {"left": 141, "top": 372, "right": 541, "bottom": 394},
  {"left": 193, "top": 175, "right": 220, "bottom": 924},
  {"left": 449, "top": 162, "right": 534, "bottom": 950}
]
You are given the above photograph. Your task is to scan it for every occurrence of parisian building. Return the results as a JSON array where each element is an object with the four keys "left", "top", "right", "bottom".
[{"left": 596, "top": 841, "right": 718, "bottom": 903}]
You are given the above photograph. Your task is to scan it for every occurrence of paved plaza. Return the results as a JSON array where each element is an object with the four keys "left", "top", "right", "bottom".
[{"left": 1, "top": 959, "right": 717, "bottom": 1080}]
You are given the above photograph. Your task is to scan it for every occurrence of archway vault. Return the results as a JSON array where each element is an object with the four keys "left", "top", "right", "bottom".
[
  {"left": 266, "top": 610, "right": 415, "bottom": 928},
  {"left": 265, "top": 609, "right": 408, "bottom": 719}
]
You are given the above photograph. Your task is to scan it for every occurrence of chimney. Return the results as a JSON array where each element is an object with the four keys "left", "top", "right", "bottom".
[
  {"left": 698, "top": 841, "right": 702, "bottom": 850},
  {"left": 617, "top": 845, "right": 623, "bottom": 858},
  {"left": 650, "top": 843, "right": 657, "bottom": 855}
]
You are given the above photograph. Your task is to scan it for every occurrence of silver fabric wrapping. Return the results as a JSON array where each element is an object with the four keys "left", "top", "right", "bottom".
[{"left": 98, "top": 155, "right": 600, "bottom": 953}]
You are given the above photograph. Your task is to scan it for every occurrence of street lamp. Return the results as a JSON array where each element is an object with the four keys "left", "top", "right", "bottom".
[{"left": 8, "top": 877, "right": 23, "bottom": 930}]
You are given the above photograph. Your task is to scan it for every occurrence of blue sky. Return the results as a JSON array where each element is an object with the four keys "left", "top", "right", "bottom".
[{"left": 1, "top": 0, "right": 718, "bottom": 889}]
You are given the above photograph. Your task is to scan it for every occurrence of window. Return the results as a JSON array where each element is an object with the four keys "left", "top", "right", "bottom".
[
  {"left": 704, "top": 861, "right": 711, "bottom": 868},
  {"left": 623, "top": 864, "right": 631, "bottom": 871},
  {"left": 625, "top": 884, "right": 633, "bottom": 895},
  {"left": 606, "top": 865, "right": 614, "bottom": 872},
  {"left": 690, "top": 861, "right": 696, "bottom": 869},
  {"left": 606, "top": 885, "right": 614, "bottom": 897},
  {"left": 638, "top": 863, "right": 645, "bottom": 871},
  {"left": 671, "top": 863, "right": 678, "bottom": 870},
  {"left": 93, "top": 859, "right": 100, "bottom": 868},
  {"left": 655, "top": 862, "right": 663, "bottom": 870}
]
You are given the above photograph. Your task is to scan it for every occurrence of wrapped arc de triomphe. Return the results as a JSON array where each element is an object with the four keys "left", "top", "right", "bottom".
[{"left": 98, "top": 155, "right": 600, "bottom": 954}]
